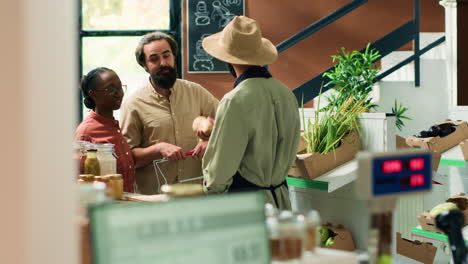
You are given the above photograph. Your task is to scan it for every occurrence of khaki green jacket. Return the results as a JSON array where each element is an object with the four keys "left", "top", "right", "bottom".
[{"left": 202, "top": 77, "right": 300, "bottom": 210}]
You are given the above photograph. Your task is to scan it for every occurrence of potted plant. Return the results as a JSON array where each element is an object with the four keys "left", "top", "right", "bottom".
[
  {"left": 289, "top": 96, "right": 369, "bottom": 180},
  {"left": 322, "top": 43, "right": 381, "bottom": 111},
  {"left": 290, "top": 44, "right": 381, "bottom": 180}
]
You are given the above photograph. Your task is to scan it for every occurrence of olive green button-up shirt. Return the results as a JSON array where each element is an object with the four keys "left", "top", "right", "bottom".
[
  {"left": 120, "top": 79, "right": 218, "bottom": 194},
  {"left": 202, "top": 77, "right": 300, "bottom": 210}
]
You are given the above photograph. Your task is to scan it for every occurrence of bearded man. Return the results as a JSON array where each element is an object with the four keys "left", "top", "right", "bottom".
[{"left": 120, "top": 32, "right": 218, "bottom": 194}]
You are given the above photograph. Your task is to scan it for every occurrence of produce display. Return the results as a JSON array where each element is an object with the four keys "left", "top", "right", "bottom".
[
  {"left": 429, "top": 202, "right": 459, "bottom": 217},
  {"left": 318, "top": 226, "right": 335, "bottom": 247},
  {"left": 415, "top": 123, "right": 457, "bottom": 138}
]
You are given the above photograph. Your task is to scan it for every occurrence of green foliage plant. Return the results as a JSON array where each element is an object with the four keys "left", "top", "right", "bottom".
[
  {"left": 302, "top": 94, "right": 370, "bottom": 155},
  {"left": 323, "top": 43, "right": 381, "bottom": 111},
  {"left": 391, "top": 99, "right": 412, "bottom": 131}
]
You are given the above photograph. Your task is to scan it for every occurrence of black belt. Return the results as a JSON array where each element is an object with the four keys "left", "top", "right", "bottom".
[{"left": 228, "top": 171, "right": 287, "bottom": 208}]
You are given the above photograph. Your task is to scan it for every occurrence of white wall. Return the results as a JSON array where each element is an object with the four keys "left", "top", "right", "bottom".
[
  {"left": 376, "top": 58, "right": 449, "bottom": 138},
  {"left": 1, "top": 1, "right": 78, "bottom": 264}
]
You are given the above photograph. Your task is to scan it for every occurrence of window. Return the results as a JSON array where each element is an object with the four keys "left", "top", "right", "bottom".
[{"left": 79, "top": 0, "right": 181, "bottom": 120}]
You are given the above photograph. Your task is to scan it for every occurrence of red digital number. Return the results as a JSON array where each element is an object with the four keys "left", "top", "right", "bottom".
[
  {"left": 409, "top": 158, "right": 425, "bottom": 171},
  {"left": 410, "top": 174, "right": 425, "bottom": 187},
  {"left": 382, "top": 160, "right": 403, "bottom": 173}
]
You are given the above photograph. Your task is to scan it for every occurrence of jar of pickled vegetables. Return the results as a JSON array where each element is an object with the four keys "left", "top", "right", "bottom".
[{"left": 84, "top": 149, "right": 100, "bottom": 176}]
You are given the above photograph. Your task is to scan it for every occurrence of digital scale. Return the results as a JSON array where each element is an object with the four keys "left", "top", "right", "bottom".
[{"left": 356, "top": 149, "right": 433, "bottom": 264}]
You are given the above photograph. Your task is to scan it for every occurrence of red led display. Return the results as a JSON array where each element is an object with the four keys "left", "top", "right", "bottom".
[
  {"left": 409, "top": 158, "right": 425, "bottom": 171},
  {"left": 381, "top": 160, "right": 403, "bottom": 173},
  {"left": 410, "top": 174, "right": 425, "bottom": 187}
]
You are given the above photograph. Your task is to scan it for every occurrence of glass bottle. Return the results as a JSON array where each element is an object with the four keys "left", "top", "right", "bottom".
[
  {"left": 84, "top": 149, "right": 100, "bottom": 176},
  {"left": 95, "top": 143, "right": 117, "bottom": 176},
  {"left": 270, "top": 211, "right": 306, "bottom": 262},
  {"left": 305, "top": 210, "right": 321, "bottom": 253}
]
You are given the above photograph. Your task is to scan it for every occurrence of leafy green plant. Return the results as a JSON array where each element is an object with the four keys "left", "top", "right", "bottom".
[
  {"left": 323, "top": 43, "right": 381, "bottom": 111},
  {"left": 302, "top": 95, "right": 370, "bottom": 155},
  {"left": 391, "top": 99, "right": 412, "bottom": 131}
]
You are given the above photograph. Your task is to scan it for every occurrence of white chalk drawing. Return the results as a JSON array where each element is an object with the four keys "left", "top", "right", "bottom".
[
  {"left": 211, "top": 1, "right": 235, "bottom": 28},
  {"left": 195, "top": 0, "right": 210, "bottom": 26},
  {"left": 188, "top": 0, "right": 244, "bottom": 72},
  {"left": 193, "top": 34, "right": 214, "bottom": 71},
  {"left": 222, "top": 0, "right": 241, "bottom": 7}
]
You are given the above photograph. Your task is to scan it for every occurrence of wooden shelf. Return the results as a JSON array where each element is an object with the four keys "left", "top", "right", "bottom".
[{"left": 287, "top": 160, "right": 358, "bottom": 192}]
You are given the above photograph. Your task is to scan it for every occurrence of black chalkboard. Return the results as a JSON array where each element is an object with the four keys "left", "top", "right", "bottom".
[{"left": 187, "top": 0, "right": 245, "bottom": 73}]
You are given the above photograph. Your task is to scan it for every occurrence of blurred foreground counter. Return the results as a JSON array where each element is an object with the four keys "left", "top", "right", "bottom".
[{"left": 273, "top": 248, "right": 358, "bottom": 264}]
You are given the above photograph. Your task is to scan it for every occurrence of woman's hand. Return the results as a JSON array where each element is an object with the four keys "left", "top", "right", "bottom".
[{"left": 191, "top": 141, "right": 209, "bottom": 159}]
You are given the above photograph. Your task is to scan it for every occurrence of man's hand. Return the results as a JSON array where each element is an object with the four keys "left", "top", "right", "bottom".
[
  {"left": 158, "top": 142, "right": 185, "bottom": 161},
  {"left": 191, "top": 141, "right": 209, "bottom": 159}
]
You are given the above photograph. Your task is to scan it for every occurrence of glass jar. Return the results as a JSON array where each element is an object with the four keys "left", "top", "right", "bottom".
[
  {"left": 107, "top": 174, "right": 124, "bottom": 199},
  {"left": 84, "top": 149, "right": 100, "bottom": 176},
  {"left": 95, "top": 143, "right": 117, "bottom": 176},
  {"left": 270, "top": 211, "right": 306, "bottom": 262},
  {"left": 73, "top": 141, "right": 90, "bottom": 175},
  {"left": 305, "top": 210, "right": 321, "bottom": 253},
  {"left": 94, "top": 175, "right": 112, "bottom": 197},
  {"left": 77, "top": 181, "right": 109, "bottom": 209},
  {"left": 78, "top": 174, "right": 95, "bottom": 184}
]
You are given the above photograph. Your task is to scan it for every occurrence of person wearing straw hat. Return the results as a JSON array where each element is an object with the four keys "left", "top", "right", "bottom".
[{"left": 201, "top": 16, "right": 300, "bottom": 209}]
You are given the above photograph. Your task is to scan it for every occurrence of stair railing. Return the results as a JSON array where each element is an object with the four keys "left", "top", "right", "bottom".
[{"left": 278, "top": 0, "right": 446, "bottom": 104}]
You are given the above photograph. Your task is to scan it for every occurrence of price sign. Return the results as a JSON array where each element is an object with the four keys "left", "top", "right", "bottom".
[
  {"left": 357, "top": 150, "right": 432, "bottom": 199},
  {"left": 89, "top": 192, "right": 269, "bottom": 264}
]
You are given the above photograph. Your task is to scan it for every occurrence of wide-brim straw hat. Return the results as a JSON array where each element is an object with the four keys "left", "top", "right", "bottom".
[{"left": 202, "top": 16, "right": 278, "bottom": 66}]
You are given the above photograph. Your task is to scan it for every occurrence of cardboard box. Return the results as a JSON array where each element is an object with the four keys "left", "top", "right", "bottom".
[
  {"left": 417, "top": 193, "right": 468, "bottom": 233},
  {"left": 406, "top": 121, "right": 468, "bottom": 153},
  {"left": 396, "top": 135, "right": 410, "bottom": 149},
  {"left": 460, "top": 139, "right": 468, "bottom": 162},
  {"left": 396, "top": 135, "right": 441, "bottom": 170},
  {"left": 417, "top": 211, "right": 441, "bottom": 233},
  {"left": 432, "top": 150, "right": 442, "bottom": 171},
  {"left": 396, "top": 232, "right": 436, "bottom": 264},
  {"left": 289, "top": 132, "right": 361, "bottom": 180},
  {"left": 321, "top": 223, "right": 356, "bottom": 252}
]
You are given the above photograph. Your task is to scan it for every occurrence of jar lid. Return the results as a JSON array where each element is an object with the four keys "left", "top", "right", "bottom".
[
  {"left": 95, "top": 175, "right": 110, "bottom": 182},
  {"left": 107, "top": 174, "right": 122, "bottom": 180},
  {"left": 265, "top": 203, "right": 279, "bottom": 218},
  {"left": 306, "top": 210, "right": 321, "bottom": 225},
  {"left": 95, "top": 143, "right": 115, "bottom": 151},
  {"left": 79, "top": 174, "right": 95, "bottom": 181}
]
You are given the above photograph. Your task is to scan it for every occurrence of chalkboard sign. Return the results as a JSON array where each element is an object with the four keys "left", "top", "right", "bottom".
[{"left": 187, "top": 0, "right": 245, "bottom": 73}]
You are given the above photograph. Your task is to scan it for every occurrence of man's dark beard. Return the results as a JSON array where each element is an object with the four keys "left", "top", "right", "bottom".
[
  {"left": 151, "top": 66, "right": 177, "bottom": 89},
  {"left": 225, "top": 63, "right": 237, "bottom": 78}
]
